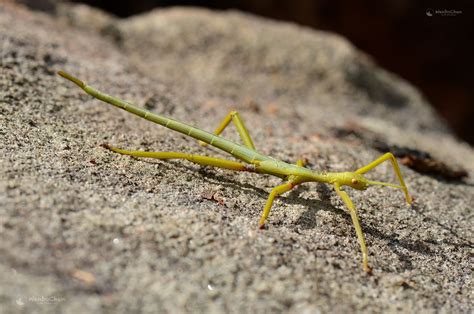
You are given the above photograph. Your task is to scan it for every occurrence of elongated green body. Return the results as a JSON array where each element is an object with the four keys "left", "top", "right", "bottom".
[
  {"left": 58, "top": 71, "right": 330, "bottom": 182},
  {"left": 58, "top": 70, "right": 412, "bottom": 273},
  {"left": 68, "top": 72, "right": 264, "bottom": 164}
]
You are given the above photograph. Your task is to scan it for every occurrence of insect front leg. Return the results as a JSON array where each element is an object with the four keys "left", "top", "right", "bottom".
[
  {"left": 355, "top": 152, "right": 412, "bottom": 204},
  {"left": 334, "top": 183, "right": 372, "bottom": 274}
]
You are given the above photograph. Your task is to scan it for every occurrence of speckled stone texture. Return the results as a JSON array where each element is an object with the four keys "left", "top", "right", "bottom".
[{"left": 1, "top": 1, "right": 473, "bottom": 313}]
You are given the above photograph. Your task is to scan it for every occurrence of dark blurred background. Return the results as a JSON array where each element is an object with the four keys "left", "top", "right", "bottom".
[{"left": 30, "top": 0, "right": 474, "bottom": 144}]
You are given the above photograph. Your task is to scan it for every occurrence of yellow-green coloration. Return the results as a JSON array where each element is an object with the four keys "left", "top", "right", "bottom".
[{"left": 58, "top": 71, "right": 412, "bottom": 273}]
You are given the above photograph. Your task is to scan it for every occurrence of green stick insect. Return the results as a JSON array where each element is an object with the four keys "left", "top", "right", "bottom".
[{"left": 58, "top": 71, "right": 412, "bottom": 273}]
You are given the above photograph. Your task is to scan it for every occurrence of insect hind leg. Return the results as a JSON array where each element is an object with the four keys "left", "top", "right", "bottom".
[
  {"left": 102, "top": 144, "right": 253, "bottom": 172},
  {"left": 199, "top": 110, "right": 256, "bottom": 150}
]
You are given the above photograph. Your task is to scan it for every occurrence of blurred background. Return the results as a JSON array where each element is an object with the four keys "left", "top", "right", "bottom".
[{"left": 22, "top": 0, "right": 474, "bottom": 145}]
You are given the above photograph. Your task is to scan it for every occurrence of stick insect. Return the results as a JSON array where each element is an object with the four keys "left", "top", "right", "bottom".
[{"left": 58, "top": 71, "right": 412, "bottom": 273}]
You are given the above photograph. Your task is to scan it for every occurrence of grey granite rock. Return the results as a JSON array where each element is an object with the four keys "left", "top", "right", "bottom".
[{"left": 1, "top": 2, "right": 472, "bottom": 313}]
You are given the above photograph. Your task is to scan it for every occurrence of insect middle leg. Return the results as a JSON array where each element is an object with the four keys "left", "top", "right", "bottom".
[
  {"left": 355, "top": 152, "right": 412, "bottom": 204},
  {"left": 102, "top": 144, "right": 253, "bottom": 171},
  {"left": 199, "top": 111, "right": 256, "bottom": 150},
  {"left": 258, "top": 181, "right": 296, "bottom": 229}
]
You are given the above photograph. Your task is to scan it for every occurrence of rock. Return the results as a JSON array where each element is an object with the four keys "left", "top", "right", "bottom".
[{"left": 1, "top": 1, "right": 472, "bottom": 312}]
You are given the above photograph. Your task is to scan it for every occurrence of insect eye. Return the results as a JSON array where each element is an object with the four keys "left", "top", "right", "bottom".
[{"left": 351, "top": 178, "right": 359, "bottom": 185}]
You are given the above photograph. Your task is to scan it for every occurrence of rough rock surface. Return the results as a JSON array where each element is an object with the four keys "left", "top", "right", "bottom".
[{"left": 1, "top": 2, "right": 473, "bottom": 313}]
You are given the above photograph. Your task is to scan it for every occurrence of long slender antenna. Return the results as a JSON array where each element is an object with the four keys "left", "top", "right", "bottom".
[{"left": 367, "top": 180, "right": 402, "bottom": 189}]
